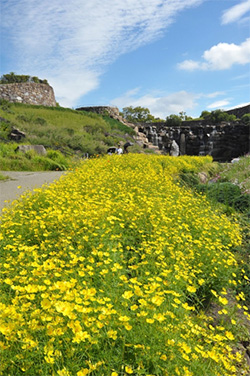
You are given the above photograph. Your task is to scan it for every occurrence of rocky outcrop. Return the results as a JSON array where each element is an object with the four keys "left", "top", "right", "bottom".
[
  {"left": 139, "top": 121, "right": 249, "bottom": 162},
  {"left": 0, "top": 83, "right": 56, "bottom": 107}
]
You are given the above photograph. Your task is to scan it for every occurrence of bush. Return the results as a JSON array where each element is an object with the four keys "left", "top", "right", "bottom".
[
  {"left": 165, "top": 114, "right": 182, "bottom": 126},
  {"left": 241, "top": 113, "right": 250, "bottom": 124},
  {"left": 209, "top": 110, "right": 236, "bottom": 123},
  {"left": 198, "top": 182, "right": 248, "bottom": 212}
]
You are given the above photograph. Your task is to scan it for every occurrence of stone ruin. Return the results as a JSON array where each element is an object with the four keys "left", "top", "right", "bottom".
[
  {"left": 138, "top": 120, "right": 249, "bottom": 162},
  {"left": 0, "top": 82, "right": 56, "bottom": 107}
]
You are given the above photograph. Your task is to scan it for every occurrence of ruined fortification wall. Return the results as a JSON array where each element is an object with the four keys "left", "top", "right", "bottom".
[
  {"left": 139, "top": 122, "right": 249, "bottom": 162},
  {"left": 76, "top": 106, "right": 120, "bottom": 117},
  {"left": 0, "top": 83, "right": 56, "bottom": 107}
]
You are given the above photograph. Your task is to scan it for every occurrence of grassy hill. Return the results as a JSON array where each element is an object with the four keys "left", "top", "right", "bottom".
[{"left": 0, "top": 101, "right": 141, "bottom": 171}]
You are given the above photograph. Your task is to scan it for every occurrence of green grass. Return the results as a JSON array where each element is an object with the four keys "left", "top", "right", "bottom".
[
  {"left": 217, "top": 155, "right": 250, "bottom": 193},
  {"left": 0, "top": 102, "right": 139, "bottom": 170}
]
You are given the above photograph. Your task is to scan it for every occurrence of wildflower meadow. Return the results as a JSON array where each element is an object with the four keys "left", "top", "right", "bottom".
[{"left": 0, "top": 154, "right": 249, "bottom": 376}]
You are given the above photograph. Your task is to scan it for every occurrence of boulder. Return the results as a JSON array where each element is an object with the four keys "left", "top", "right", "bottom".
[{"left": 15, "top": 145, "right": 47, "bottom": 155}]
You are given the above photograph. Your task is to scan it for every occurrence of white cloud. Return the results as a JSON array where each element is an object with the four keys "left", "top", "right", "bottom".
[
  {"left": 221, "top": 0, "right": 250, "bottom": 24},
  {"left": 1, "top": 0, "right": 203, "bottom": 107},
  {"left": 206, "top": 91, "right": 225, "bottom": 98},
  {"left": 207, "top": 100, "right": 231, "bottom": 110},
  {"left": 178, "top": 38, "right": 250, "bottom": 71},
  {"left": 111, "top": 89, "right": 199, "bottom": 118}
]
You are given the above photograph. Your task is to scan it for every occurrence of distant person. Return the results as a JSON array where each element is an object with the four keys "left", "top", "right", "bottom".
[
  {"left": 124, "top": 141, "right": 133, "bottom": 153},
  {"left": 116, "top": 144, "right": 123, "bottom": 155}
]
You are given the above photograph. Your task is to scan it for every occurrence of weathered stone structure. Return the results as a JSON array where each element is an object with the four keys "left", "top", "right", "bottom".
[
  {"left": 76, "top": 106, "right": 120, "bottom": 117},
  {"left": 139, "top": 121, "right": 249, "bottom": 162},
  {"left": 0, "top": 83, "right": 56, "bottom": 107}
]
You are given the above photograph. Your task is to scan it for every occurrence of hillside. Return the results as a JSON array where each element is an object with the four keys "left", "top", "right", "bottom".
[{"left": 0, "top": 101, "right": 143, "bottom": 170}]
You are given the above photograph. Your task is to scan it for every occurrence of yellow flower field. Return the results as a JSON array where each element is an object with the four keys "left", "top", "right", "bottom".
[{"left": 0, "top": 154, "right": 248, "bottom": 375}]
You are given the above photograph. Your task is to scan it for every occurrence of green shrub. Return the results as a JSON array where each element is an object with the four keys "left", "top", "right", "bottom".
[
  {"left": 241, "top": 113, "right": 250, "bottom": 124},
  {"left": 198, "top": 182, "right": 248, "bottom": 212}
]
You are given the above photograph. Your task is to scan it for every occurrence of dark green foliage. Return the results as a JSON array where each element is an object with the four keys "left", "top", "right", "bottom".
[
  {"left": 179, "top": 167, "right": 249, "bottom": 214},
  {"left": 241, "top": 113, "right": 250, "bottom": 124},
  {"left": 200, "top": 110, "right": 211, "bottom": 119},
  {"left": 121, "top": 106, "right": 156, "bottom": 123},
  {"left": 203, "top": 109, "right": 237, "bottom": 123},
  {"left": 198, "top": 182, "right": 249, "bottom": 213},
  {"left": 0, "top": 72, "right": 48, "bottom": 85},
  {"left": 165, "top": 114, "right": 182, "bottom": 127},
  {"left": 0, "top": 120, "right": 12, "bottom": 139}
]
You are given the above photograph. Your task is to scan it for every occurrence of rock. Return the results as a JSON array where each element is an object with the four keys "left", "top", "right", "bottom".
[
  {"left": 9, "top": 127, "right": 26, "bottom": 141},
  {"left": 170, "top": 140, "right": 179, "bottom": 156},
  {"left": 198, "top": 172, "right": 208, "bottom": 183},
  {"left": 15, "top": 145, "right": 47, "bottom": 155}
]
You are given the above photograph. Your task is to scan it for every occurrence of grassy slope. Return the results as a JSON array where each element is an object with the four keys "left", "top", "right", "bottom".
[{"left": 0, "top": 102, "right": 141, "bottom": 170}]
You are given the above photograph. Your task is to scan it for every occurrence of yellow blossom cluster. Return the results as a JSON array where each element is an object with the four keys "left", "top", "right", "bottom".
[{"left": 0, "top": 154, "right": 247, "bottom": 375}]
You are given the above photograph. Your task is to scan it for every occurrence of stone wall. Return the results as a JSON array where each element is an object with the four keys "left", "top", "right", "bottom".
[
  {"left": 0, "top": 83, "right": 56, "bottom": 106},
  {"left": 76, "top": 106, "right": 120, "bottom": 117},
  {"left": 226, "top": 104, "right": 250, "bottom": 118},
  {"left": 139, "top": 122, "right": 249, "bottom": 162}
]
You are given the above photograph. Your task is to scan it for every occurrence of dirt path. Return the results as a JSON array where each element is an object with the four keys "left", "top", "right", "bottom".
[{"left": 0, "top": 171, "right": 67, "bottom": 214}]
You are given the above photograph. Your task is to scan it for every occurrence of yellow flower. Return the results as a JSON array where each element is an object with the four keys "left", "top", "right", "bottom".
[
  {"left": 151, "top": 295, "right": 164, "bottom": 306},
  {"left": 187, "top": 286, "right": 196, "bottom": 293},
  {"left": 122, "top": 291, "right": 134, "bottom": 299},
  {"left": 57, "top": 368, "right": 71, "bottom": 376},
  {"left": 77, "top": 369, "right": 89, "bottom": 376},
  {"left": 107, "top": 330, "right": 117, "bottom": 340},
  {"left": 218, "top": 296, "right": 228, "bottom": 305},
  {"left": 118, "top": 315, "right": 130, "bottom": 322},
  {"left": 146, "top": 318, "right": 155, "bottom": 324},
  {"left": 124, "top": 323, "right": 132, "bottom": 330},
  {"left": 125, "top": 366, "right": 133, "bottom": 374},
  {"left": 130, "top": 304, "right": 138, "bottom": 311},
  {"left": 225, "top": 331, "right": 234, "bottom": 340}
]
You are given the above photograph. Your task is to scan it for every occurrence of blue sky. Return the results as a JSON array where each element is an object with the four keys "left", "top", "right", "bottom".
[{"left": 1, "top": 0, "right": 250, "bottom": 119}]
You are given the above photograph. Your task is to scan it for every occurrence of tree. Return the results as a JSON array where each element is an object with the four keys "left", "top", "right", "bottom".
[
  {"left": 200, "top": 110, "right": 211, "bottom": 119},
  {"left": 121, "top": 106, "right": 155, "bottom": 123},
  {"left": 210, "top": 110, "right": 236, "bottom": 123},
  {"left": 165, "top": 114, "right": 182, "bottom": 127},
  {"left": 241, "top": 113, "right": 250, "bottom": 124}
]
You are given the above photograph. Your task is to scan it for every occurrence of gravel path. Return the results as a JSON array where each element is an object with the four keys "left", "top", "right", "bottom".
[{"left": 0, "top": 171, "right": 67, "bottom": 214}]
